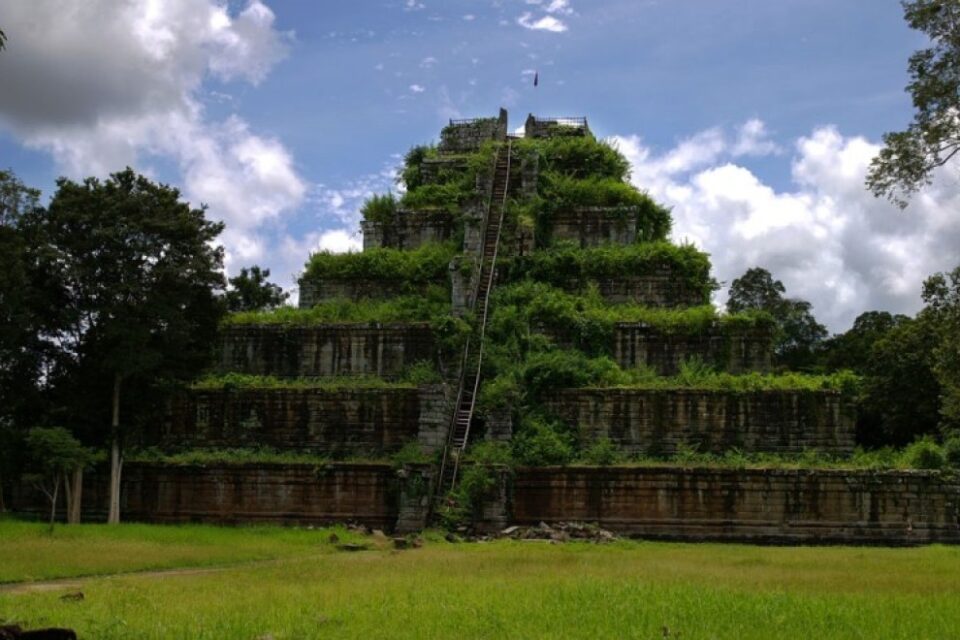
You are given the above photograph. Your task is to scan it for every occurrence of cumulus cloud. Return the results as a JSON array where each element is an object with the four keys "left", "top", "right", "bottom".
[
  {"left": 409, "top": 84, "right": 426, "bottom": 93},
  {"left": 0, "top": 0, "right": 304, "bottom": 273},
  {"left": 610, "top": 123, "right": 960, "bottom": 331}
]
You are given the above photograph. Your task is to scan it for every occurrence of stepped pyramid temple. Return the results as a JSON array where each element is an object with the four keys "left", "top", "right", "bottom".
[{"left": 15, "top": 110, "right": 960, "bottom": 543}]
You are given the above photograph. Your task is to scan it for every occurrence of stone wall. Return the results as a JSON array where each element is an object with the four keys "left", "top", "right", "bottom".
[
  {"left": 361, "top": 211, "right": 455, "bottom": 251},
  {"left": 11, "top": 463, "right": 433, "bottom": 530},
  {"left": 611, "top": 324, "right": 773, "bottom": 374},
  {"left": 218, "top": 323, "right": 436, "bottom": 378},
  {"left": 546, "top": 207, "right": 640, "bottom": 248},
  {"left": 544, "top": 389, "right": 855, "bottom": 456},
  {"left": 439, "top": 109, "right": 508, "bottom": 153},
  {"left": 164, "top": 384, "right": 450, "bottom": 455},
  {"left": 561, "top": 270, "right": 709, "bottom": 307},
  {"left": 509, "top": 467, "right": 960, "bottom": 544},
  {"left": 523, "top": 114, "right": 590, "bottom": 139}
]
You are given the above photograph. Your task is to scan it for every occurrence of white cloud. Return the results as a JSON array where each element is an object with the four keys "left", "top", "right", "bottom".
[
  {"left": 409, "top": 84, "right": 426, "bottom": 93},
  {"left": 0, "top": 0, "right": 305, "bottom": 276},
  {"left": 463, "top": 14, "right": 476, "bottom": 21},
  {"left": 517, "top": 12, "right": 568, "bottom": 32},
  {"left": 420, "top": 56, "right": 438, "bottom": 68},
  {"left": 610, "top": 122, "right": 960, "bottom": 332}
]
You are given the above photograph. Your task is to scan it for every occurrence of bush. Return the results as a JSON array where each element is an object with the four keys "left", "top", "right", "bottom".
[
  {"left": 300, "top": 242, "right": 455, "bottom": 285},
  {"left": 578, "top": 438, "right": 622, "bottom": 466},
  {"left": 501, "top": 242, "right": 717, "bottom": 302},
  {"left": 225, "top": 290, "right": 451, "bottom": 326},
  {"left": 516, "top": 136, "right": 630, "bottom": 181},
  {"left": 943, "top": 435, "right": 960, "bottom": 468},
  {"left": 511, "top": 414, "right": 575, "bottom": 466},
  {"left": 902, "top": 436, "right": 946, "bottom": 470},
  {"left": 360, "top": 193, "right": 398, "bottom": 224}
]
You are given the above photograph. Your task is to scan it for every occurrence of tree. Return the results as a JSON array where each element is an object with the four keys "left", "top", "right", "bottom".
[
  {"left": 726, "top": 267, "right": 827, "bottom": 369},
  {"left": 922, "top": 265, "right": 960, "bottom": 432},
  {"left": 24, "top": 427, "right": 92, "bottom": 532},
  {"left": 866, "top": 0, "right": 960, "bottom": 206},
  {"left": 22, "top": 168, "right": 227, "bottom": 523},
  {"left": 858, "top": 315, "right": 942, "bottom": 447},
  {"left": 820, "top": 311, "right": 910, "bottom": 372},
  {"left": 225, "top": 265, "right": 288, "bottom": 312}
]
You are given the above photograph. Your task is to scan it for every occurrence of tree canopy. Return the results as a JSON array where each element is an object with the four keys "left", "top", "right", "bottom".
[
  {"left": 867, "top": 0, "right": 960, "bottom": 206},
  {"left": 226, "top": 265, "right": 289, "bottom": 312},
  {"left": 20, "top": 168, "right": 227, "bottom": 522},
  {"left": 726, "top": 267, "right": 827, "bottom": 369}
]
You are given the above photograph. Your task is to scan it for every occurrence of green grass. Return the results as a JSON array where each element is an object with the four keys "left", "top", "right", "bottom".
[
  {"left": 0, "top": 519, "right": 362, "bottom": 584},
  {"left": 2, "top": 523, "right": 960, "bottom": 639}
]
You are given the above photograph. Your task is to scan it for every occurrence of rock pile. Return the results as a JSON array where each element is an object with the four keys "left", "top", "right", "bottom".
[{"left": 499, "top": 521, "right": 618, "bottom": 543}]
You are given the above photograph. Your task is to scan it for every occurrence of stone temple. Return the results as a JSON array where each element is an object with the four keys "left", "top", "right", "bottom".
[{"left": 15, "top": 110, "right": 960, "bottom": 543}]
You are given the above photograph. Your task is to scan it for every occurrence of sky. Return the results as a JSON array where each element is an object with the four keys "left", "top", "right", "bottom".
[{"left": 1, "top": 0, "right": 959, "bottom": 332}]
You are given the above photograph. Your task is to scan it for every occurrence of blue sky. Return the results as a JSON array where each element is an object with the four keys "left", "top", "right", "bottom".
[{"left": 1, "top": 0, "right": 957, "bottom": 330}]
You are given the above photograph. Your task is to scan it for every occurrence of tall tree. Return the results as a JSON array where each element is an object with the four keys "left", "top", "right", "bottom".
[
  {"left": 22, "top": 169, "right": 226, "bottom": 523},
  {"left": 726, "top": 267, "right": 827, "bottom": 369},
  {"left": 922, "top": 265, "right": 960, "bottom": 432},
  {"left": 867, "top": 0, "right": 960, "bottom": 206},
  {"left": 820, "top": 311, "right": 910, "bottom": 373},
  {"left": 225, "top": 265, "right": 288, "bottom": 312}
]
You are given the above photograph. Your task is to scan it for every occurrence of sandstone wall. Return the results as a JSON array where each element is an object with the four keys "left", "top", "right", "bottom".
[
  {"left": 11, "top": 463, "right": 433, "bottom": 530},
  {"left": 547, "top": 207, "right": 639, "bottom": 248},
  {"left": 510, "top": 467, "right": 960, "bottom": 544},
  {"left": 439, "top": 110, "right": 508, "bottom": 153},
  {"left": 218, "top": 324, "right": 436, "bottom": 378},
  {"left": 611, "top": 324, "right": 773, "bottom": 374},
  {"left": 164, "top": 385, "right": 449, "bottom": 454},
  {"left": 361, "top": 211, "right": 454, "bottom": 251},
  {"left": 560, "top": 271, "right": 708, "bottom": 307},
  {"left": 544, "top": 389, "right": 855, "bottom": 455}
]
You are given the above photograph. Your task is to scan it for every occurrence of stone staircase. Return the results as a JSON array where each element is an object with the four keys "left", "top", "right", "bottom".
[{"left": 436, "top": 141, "right": 512, "bottom": 498}]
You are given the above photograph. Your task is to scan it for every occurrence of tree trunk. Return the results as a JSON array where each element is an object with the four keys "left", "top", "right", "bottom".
[
  {"left": 107, "top": 373, "right": 123, "bottom": 524},
  {"left": 65, "top": 467, "right": 83, "bottom": 524},
  {"left": 49, "top": 476, "right": 60, "bottom": 534}
]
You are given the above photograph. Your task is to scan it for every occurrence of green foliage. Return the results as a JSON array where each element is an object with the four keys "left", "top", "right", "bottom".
[
  {"left": 25, "top": 427, "right": 93, "bottom": 476},
  {"left": 535, "top": 174, "right": 672, "bottom": 243},
  {"left": 225, "top": 266, "right": 288, "bottom": 313},
  {"left": 819, "top": 311, "right": 910, "bottom": 373},
  {"left": 604, "top": 365, "right": 862, "bottom": 394},
  {"left": 225, "top": 291, "right": 450, "bottom": 326},
  {"left": 867, "top": 0, "right": 960, "bottom": 206},
  {"left": 400, "top": 360, "right": 444, "bottom": 385},
  {"left": 399, "top": 142, "right": 497, "bottom": 212},
  {"left": 300, "top": 242, "right": 455, "bottom": 286},
  {"left": 515, "top": 136, "right": 630, "bottom": 181},
  {"left": 190, "top": 373, "right": 417, "bottom": 391},
  {"left": 922, "top": 265, "right": 960, "bottom": 432},
  {"left": 943, "top": 435, "right": 960, "bottom": 467},
  {"left": 127, "top": 447, "right": 339, "bottom": 466},
  {"left": 360, "top": 192, "right": 399, "bottom": 224},
  {"left": 487, "top": 280, "right": 771, "bottom": 358},
  {"left": 389, "top": 441, "right": 433, "bottom": 467},
  {"left": 577, "top": 437, "right": 623, "bottom": 466},
  {"left": 727, "top": 267, "right": 827, "bottom": 369},
  {"left": 501, "top": 242, "right": 716, "bottom": 302},
  {"left": 511, "top": 413, "right": 576, "bottom": 466},
  {"left": 902, "top": 436, "right": 947, "bottom": 470}
]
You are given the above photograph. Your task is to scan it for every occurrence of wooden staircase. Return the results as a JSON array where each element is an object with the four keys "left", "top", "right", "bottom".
[{"left": 436, "top": 141, "right": 512, "bottom": 498}]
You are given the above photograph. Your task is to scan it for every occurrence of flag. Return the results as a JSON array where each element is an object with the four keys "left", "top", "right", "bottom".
[{"left": 533, "top": 71, "right": 538, "bottom": 87}]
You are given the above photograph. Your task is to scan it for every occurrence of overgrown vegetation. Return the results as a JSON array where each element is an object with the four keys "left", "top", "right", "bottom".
[
  {"left": 396, "top": 141, "right": 498, "bottom": 213},
  {"left": 300, "top": 242, "right": 455, "bottom": 288},
  {"left": 225, "top": 291, "right": 451, "bottom": 326},
  {"left": 500, "top": 241, "right": 717, "bottom": 301},
  {"left": 190, "top": 372, "right": 429, "bottom": 391},
  {"left": 359, "top": 192, "right": 399, "bottom": 224}
]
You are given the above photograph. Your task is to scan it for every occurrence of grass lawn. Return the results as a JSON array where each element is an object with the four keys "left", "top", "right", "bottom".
[{"left": 2, "top": 520, "right": 960, "bottom": 639}]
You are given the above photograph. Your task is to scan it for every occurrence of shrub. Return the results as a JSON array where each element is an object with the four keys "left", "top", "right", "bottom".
[
  {"left": 225, "top": 290, "right": 451, "bottom": 326},
  {"left": 578, "top": 438, "right": 622, "bottom": 466},
  {"left": 300, "top": 242, "right": 455, "bottom": 286},
  {"left": 902, "top": 436, "right": 946, "bottom": 470},
  {"left": 943, "top": 435, "right": 960, "bottom": 468},
  {"left": 501, "top": 242, "right": 717, "bottom": 302},
  {"left": 511, "top": 413, "right": 575, "bottom": 466},
  {"left": 360, "top": 193, "right": 398, "bottom": 224},
  {"left": 516, "top": 136, "right": 630, "bottom": 181}
]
